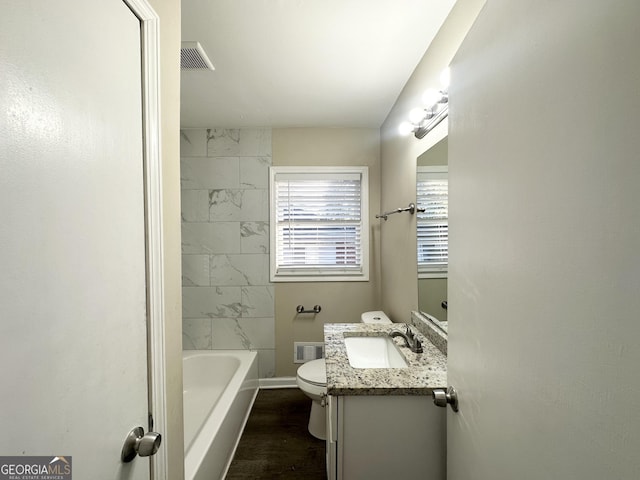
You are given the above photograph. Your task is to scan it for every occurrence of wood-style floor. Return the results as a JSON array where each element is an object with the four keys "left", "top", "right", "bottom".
[{"left": 226, "top": 388, "right": 327, "bottom": 479}]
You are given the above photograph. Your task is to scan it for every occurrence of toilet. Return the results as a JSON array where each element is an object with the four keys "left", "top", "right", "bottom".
[{"left": 296, "top": 311, "right": 392, "bottom": 440}]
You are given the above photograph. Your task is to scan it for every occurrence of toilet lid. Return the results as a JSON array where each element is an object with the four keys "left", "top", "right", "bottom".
[{"left": 297, "top": 359, "right": 326, "bottom": 386}]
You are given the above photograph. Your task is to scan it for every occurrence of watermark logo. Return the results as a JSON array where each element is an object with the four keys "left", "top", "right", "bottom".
[{"left": 0, "top": 456, "right": 72, "bottom": 480}]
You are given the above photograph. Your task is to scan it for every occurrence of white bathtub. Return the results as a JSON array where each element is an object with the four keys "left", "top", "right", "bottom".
[{"left": 183, "top": 350, "right": 259, "bottom": 480}]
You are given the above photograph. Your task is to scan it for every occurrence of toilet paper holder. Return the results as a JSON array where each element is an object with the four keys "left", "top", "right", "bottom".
[{"left": 296, "top": 305, "right": 322, "bottom": 314}]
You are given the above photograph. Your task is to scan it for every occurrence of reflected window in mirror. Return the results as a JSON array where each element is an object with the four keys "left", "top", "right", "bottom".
[{"left": 417, "top": 166, "right": 448, "bottom": 278}]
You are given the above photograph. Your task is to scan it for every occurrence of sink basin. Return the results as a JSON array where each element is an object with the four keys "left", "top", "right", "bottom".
[{"left": 343, "top": 336, "right": 408, "bottom": 369}]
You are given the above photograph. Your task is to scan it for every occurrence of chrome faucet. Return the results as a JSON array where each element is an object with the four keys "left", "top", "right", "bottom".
[{"left": 389, "top": 326, "right": 423, "bottom": 353}]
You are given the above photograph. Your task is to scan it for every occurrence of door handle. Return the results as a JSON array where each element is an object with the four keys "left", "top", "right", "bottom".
[
  {"left": 121, "top": 426, "right": 162, "bottom": 462},
  {"left": 432, "top": 386, "right": 459, "bottom": 412}
]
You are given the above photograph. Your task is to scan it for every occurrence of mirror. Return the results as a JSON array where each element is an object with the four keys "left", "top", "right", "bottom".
[{"left": 417, "top": 136, "right": 448, "bottom": 332}]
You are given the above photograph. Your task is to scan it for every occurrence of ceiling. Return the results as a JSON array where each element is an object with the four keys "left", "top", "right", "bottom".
[{"left": 180, "top": 0, "right": 456, "bottom": 129}]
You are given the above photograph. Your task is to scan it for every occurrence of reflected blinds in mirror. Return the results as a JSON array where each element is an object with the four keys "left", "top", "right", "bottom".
[{"left": 417, "top": 166, "right": 448, "bottom": 277}]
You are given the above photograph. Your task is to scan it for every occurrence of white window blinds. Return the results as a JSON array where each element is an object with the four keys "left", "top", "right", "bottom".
[
  {"left": 270, "top": 167, "right": 369, "bottom": 282},
  {"left": 417, "top": 166, "right": 448, "bottom": 277}
]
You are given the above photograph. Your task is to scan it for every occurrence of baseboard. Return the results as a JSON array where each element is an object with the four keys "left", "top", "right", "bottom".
[{"left": 259, "top": 377, "right": 298, "bottom": 389}]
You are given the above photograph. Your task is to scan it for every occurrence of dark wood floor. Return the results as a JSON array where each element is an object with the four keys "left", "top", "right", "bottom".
[{"left": 226, "top": 388, "right": 327, "bottom": 479}]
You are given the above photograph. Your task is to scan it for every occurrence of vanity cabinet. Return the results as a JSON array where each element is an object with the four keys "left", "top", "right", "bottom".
[
  {"left": 323, "top": 323, "right": 448, "bottom": 480},
  {"left": 326, "top": 394, "right": 446, "bottom": 480}
]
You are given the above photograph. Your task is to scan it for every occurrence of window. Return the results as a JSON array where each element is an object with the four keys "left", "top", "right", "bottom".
[
  {"left": 269, "top": 166, "right": 369, "bottom": 282},
  {"left": 417, "top": 166, "right": 448, "bottom": 278}
]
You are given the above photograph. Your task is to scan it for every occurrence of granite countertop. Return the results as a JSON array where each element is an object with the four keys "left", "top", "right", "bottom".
[{"left": 324, "top": 323, "right": 447, "bottom": 396}]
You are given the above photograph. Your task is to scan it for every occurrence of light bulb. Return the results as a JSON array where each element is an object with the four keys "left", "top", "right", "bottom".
[
  {"left": 409, "top": 107, "right": 425, "bottom": 124},
  {"left": 422, "top": 88, "right": 440, "bottom": 107},
  {"left": 440, "top": 67, "right": 450, "bottom": 89},
  {"left": 398, "top": 121, "right": 415, "bottom": 136}
]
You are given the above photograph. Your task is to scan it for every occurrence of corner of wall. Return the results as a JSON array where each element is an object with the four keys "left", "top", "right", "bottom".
[{"left": 148, "top": 0, "right": 184, "bottom": 478}]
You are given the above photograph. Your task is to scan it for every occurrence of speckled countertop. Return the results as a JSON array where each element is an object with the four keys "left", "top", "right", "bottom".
[{"left": 324, "top": 323, "right": 447, "bottom": 396}]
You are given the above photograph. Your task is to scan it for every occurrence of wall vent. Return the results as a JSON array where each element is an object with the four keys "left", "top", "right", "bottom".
[
  {"left": 294, "top": 342, "right": 325, "bottom": 363},
  {"left": 181, "top": 41, "right": 215, "bottom": 70}
]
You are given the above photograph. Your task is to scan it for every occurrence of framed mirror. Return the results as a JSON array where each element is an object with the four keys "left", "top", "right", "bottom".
[{"left": 417, "top": 136, "right": 448, "bottom": 332}]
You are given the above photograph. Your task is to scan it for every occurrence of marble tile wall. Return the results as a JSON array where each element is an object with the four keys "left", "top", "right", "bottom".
[{"left": 181, "top": 128, "right": 275, "bottom": 378}]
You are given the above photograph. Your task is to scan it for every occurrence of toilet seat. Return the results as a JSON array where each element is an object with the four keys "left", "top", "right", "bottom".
[{"left": 297, "top": 358, "right": 326, "bottom": 386}]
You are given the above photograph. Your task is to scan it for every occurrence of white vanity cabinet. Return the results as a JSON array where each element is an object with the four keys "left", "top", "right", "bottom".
[
  {"left": 324, "top": 323, "right": 448, "bottom": 480},
  {"left": 326, "top": 394, "right": 446, "bottom": 480}
]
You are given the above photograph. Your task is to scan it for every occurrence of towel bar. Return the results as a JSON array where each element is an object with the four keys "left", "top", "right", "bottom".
[{"left": 376, "top": 202, "right": 424, "bottom": 221}]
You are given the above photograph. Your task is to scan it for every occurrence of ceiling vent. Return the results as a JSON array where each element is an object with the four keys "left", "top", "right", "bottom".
[{"left": 180, "top": 41, "right": 215, "bottom": 71}]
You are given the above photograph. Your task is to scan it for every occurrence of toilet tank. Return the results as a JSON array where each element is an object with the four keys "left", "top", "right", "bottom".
[{"left": 360, "top": 311, "right": 392, "bottom": 324}]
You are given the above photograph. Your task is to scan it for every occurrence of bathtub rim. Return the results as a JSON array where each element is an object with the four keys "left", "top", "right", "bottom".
[{"left": 183, "top": 349, "right": 259, "bottom": 480}]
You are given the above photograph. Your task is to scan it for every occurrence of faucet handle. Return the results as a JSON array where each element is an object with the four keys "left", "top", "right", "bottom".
[
  {"left": 405, "top": 325, "right": 414, "bottom": 340},
  {"left": 414, "top": 338, "right": 423, "bottom": 353}
]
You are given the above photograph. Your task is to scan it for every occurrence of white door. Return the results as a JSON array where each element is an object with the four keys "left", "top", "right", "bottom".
[
  {"left": 0, "top": 1, "right": 153, "bottom": 478},
  {"left": 447, "top": 2, "right": 640, "bottom": 479}
]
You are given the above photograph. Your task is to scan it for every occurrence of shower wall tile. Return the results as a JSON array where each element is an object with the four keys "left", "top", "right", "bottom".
[
  {"left": 180, "top": 129, "right": 208, "bottom": 157},
  {"left": 240, "top": 222, "right": 269, "bottom": 254},
  {"left": 181, "top": 128, "right": 274, "bottom": 377},
  {"left": 232, "top": 254, "right": 270, "bottom": 285},
  {"left": 181, "top": 190, "right": 210, "bottom": 222},
  {"left": 210, "top": 317, "right": 275, "bottom": 350},
  {"left": 182, "top": 318, "right": 212, "bottom": 350},
  {"left": 210, "top": 318, "right": 251, "bottom": 349},
  {"left": 209, "top": 254, "right": 246, "bottom": 286},
  {"left": 239, "top": 189, "right": 269, "bottom": 221},
  {"left": 240, "top": 318, "right": 275, "bottom": 349},
  {"left": 181, "top": 157, "right": 239, "bottom": 190},
  {"left": 182, "top": 255, "right": 210, "bottom": 287},
  {"left": 240, "top": 156, "right": 271, "bottom": 188},
  {"left": 182, "top": 222, "right": 240, "bottom": 254},
  {"left": 182, "top": 286, "right": 242, "bottom": 319},
  {"left": 208, "top": 189, "right": 242, "bottom": 220},
  {"left": 256, "top": 349, "right": 276, "bottom": 378},
  {"left": 209, "top": 254, "right": 269, "bottom": 286},
  {"left": 207, "top": 128, "right": 272, "bottom": 157},
  {"left": 241, "top": 286, "right": 275, "bottom": 318},
  {"left": 208, "top": 189, "right": 269, "bottom": 222},
  {"left": 209, "top": 189, "right": 269, "bottom": 222}
]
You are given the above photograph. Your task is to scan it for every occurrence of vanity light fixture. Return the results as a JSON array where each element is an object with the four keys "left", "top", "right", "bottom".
[{"left": 399, "top": 68, "right": 450, "bottom": 139}]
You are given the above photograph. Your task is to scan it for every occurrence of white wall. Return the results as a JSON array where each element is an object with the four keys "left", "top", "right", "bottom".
[{"left": 448, "top": 1, "right": 640, "bottom": 478}]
